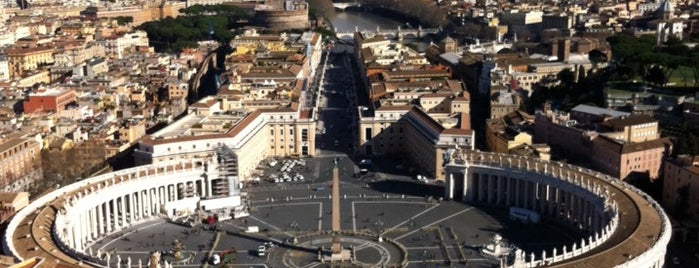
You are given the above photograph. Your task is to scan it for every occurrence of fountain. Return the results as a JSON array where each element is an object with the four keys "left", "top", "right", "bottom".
[
  {"left": 161, "top": 239, "right": 194, "bottom": 264},
  {"left": 481, "top": 234, "right": 514, "bottom": 258}
]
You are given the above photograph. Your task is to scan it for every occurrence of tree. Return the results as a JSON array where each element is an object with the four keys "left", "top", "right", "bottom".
[
  {"left": 115, "top": 16, "right": 133, "bottom": 26},
  {"left": 588, "top": 49, "right": 608, "bottom": 71}
]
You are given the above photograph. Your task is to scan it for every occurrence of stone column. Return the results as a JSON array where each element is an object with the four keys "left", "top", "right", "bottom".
[
  {"left": 66, "top": 223, "right": 74, "bottom": 249},
  {"left": 550, "top": 187, "right": 558, "bottom": 217},
  {"left": 169, "top": 184, "right": 175, "bottom": 202},
  {"left": 129, "top": 193, "right": 136, "bottom": 223},
  {"left": 72, "top": 223, "right": 81, "bottom": 250},
  {"left": 120, "top": 195, "right": 127, "bottom": 226},
  {"left": 583, "top": 200, "right": 591, "bottom": 229},
  {"left": 515, "top": 178, "right": 521, "bottom": 207},
  {"left": 523, "top": 180, "right": 530, "bottom": 209},
  {"left": 447, "top": 173, "right": 454, "bottom": 200},
  {"left": 496, "top": 175, "right": 502, "bottom": 205},
  {"left": 90, "top": 207, "right": 97, "bottom": 239},
  {"left": 79, "top": 212, "right": 87, "bottom": 247},
  {"left": 539, "top": 183, "right": 549, "bottom": 215},
  {"left": 505, "top": 177, "right": 514, "bottom": 207},
  {"left": 477, "top": 173, "right": 485, "bottom": 202},
  {"left": 486, "top": 174, "right": 493, "bottom": 204},
  {"left": 153, "top": 188, "right": 158, "bottom": 215},
  {"left": 112, "top": 198, "right": 119, "bottom": 231},
  {"left": 97, "top": 203, "right": 104, "bottom": 236},
  {"left": 204, "top": 179, "right": 210, "bottom": 197},
  {"left": 132, "top": 192, "right": 139, "bottom": 220},
  {"left": 160, "top": 186, "right": 166, "bottom": 208},
  {"left": 141, "top": 190, "right": 148, "bottom": 218}
]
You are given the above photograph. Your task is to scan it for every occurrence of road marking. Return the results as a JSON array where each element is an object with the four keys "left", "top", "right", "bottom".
[
  {"left": 318, "top": 202, "right": 323, "bottom": 232},
  {"left": 254, "top": 202, "right": 323, "bottom": 208},
  {"left": 394, "top": 207, "right": 474, "bottom": 241},
  {"left": 222, "top": 222, "right": 247, "bottom": 231},
  {"left": 248, "top": 215, "right": 281, "bottom": 231},
  {"left": 382, "top": 203, "right": 440, "bottom": 235},
  {"left": 352, "top": 202, "right": 356, "bottom": 232}
]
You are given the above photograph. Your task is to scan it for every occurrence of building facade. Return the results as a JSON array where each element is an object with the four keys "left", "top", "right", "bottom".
[
  {"left": 22, "top": 88, "right": 77, "bottom": 114},
  {"left": 0, "top": 135, "right": 41, "bottom": 192},
  {"left": 6, "top": 46, "right": 54, "bottom": 79},
  {"left": 663, "top": 155, "right": 699, "bottom": 223}
]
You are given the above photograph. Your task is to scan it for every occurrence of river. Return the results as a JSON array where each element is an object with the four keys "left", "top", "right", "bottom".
[
  {"left": 326, "top": 10, "right": 430, "bottom": 50},
  {"left": 327, "top": 10, "right": 405, "bottom": 33}
]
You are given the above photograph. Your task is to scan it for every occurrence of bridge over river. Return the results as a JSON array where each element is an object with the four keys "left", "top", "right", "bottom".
[{"left": 335, "top": 25, "right": 440, "bottom": 40}]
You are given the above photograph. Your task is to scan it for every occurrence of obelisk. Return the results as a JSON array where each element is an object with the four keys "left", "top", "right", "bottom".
[{"left": 331, "top": 158, "right": 342, "bottom": 255}]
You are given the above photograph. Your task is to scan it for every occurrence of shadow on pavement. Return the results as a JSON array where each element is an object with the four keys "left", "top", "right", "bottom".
[{"left": 368, "top": 180, "right": 444, "bottom": 197}]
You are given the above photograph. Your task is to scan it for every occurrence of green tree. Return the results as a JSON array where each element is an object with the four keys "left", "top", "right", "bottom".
[
  {"left": 115, "top": 16, "right": 133, "bottom": 26},
  {"left": 588, "top": 49, "right": 608, "bottom": 71}
]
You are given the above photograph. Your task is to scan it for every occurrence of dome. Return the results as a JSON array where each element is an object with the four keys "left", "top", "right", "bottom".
[{"left": 658, "top": 0, "right": 674, "bottom": 14}]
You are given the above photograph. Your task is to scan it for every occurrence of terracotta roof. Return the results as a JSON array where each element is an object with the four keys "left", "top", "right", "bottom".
[
  {"left": 6, "top": 46, "right": 54, "bottom": 55},
  {"left": 595, "top": 135, "right": 668, "bottom": 154},
  {"left": 407, "top": 106, "right": 444, "bottom": 133},
  {"left": 459, "top": 113, "right": 471, "bottom": 129},
  {"left": 441, "top": 128, "right": 473, "bottom": 135},
  {"left": 376, "top": 105, "right": 413, "bottom": 111},
  {"left": 420, "top": 93, "right": 452, "bottom": 98},
  {"left": 300, "top": 109, "right": 312, "bottom": 119},
  {"left": 189, "top": 99, "right": 218, "bottom": 108}
]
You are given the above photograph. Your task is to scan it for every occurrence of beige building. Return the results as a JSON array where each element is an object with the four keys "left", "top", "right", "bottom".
[
  {"left": 0, "top": 134, "right": 41, "bottom": 191},
  {"left": 166, "top": 79, "right": 189, "bottom": 100},
  {"left": 486, "top": 111, "right": 534, "bottom": 153},
  {"left": 135, "top": 98, "right": 316, "bottom": 181},
  {"left": 118, "top": 120, "right": 147, "bottom": 144},
  {"left": 96, "top": 31, "right": 149, "bottom": 59},
  {"left": 0, "top": 192, "right": 29, "bottom": 224},
  {"left": 358, "top": 105, "right": 474, "bottom": 180},
  {"left": 590, "top": 135, "right": 669, "bottom": 180},
  {"left": 6, "top": 46, "right": 54, "bottom": 79},
  {"left": 663, "top": 155, "right": 699, "bottom": 223},
  {"left": 599, "top": 115, "right": 659, "bottom": 142},
  {"left": 536, "top": 105, "right": 669, "bottom": 180}
]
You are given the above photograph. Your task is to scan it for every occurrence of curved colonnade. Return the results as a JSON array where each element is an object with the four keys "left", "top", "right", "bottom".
[
  {"left": 445, "top": 151, "right": 671, "bottom": 268},
  {"left": 2, "top": 151, "right": 673, "bottom": 268},
  {"left": 2, "top": 159, "right": 226, "bottom": 267}
]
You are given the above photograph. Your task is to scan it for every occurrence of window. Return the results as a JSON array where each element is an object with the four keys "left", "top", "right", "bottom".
[
  {"left": 290, "top": 129, "right": 294, "bottom": 135},
  {"left": 302, "top": 129, "right": 308, "bottom": 142},
  {"left": 271, "top": 129, "right": 274, "bottom": 135}
]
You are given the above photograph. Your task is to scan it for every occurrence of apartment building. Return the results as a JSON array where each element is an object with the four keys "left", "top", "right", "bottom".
[
  {"left": 485, "top": 110, "right": 536, "bottom": 153},
  {"left": 135, "top": 101, "right": 316, "bottom": 181},
  {"left": 0, "top": 55, "right": 9, "bottom": 81},
  {"left": 500, "top": 10, "right": 543, "bottom": 34},
  {"left": 6, "top": 46, "right": 54, "bottom": 79},
  {"left": 96, "top": 31, "right": 149, "bottom": 59},
  {"left": 591, "top": 135, "right": 669, "bottom": 180},
  {"left": 0, "top": 134, "right": 41, "bottom": 192},
  {"left": 23, "top": 88, "right": 77, "bottom": 114},
  {"left": 663, "top": 155, "right": 699, "bottom": 223},
  {"left": 535, "top": 104, "right": 669, "bottom": 180},
  {"left": 359, "top": 105, "right": 474, "bottom": 180}
]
